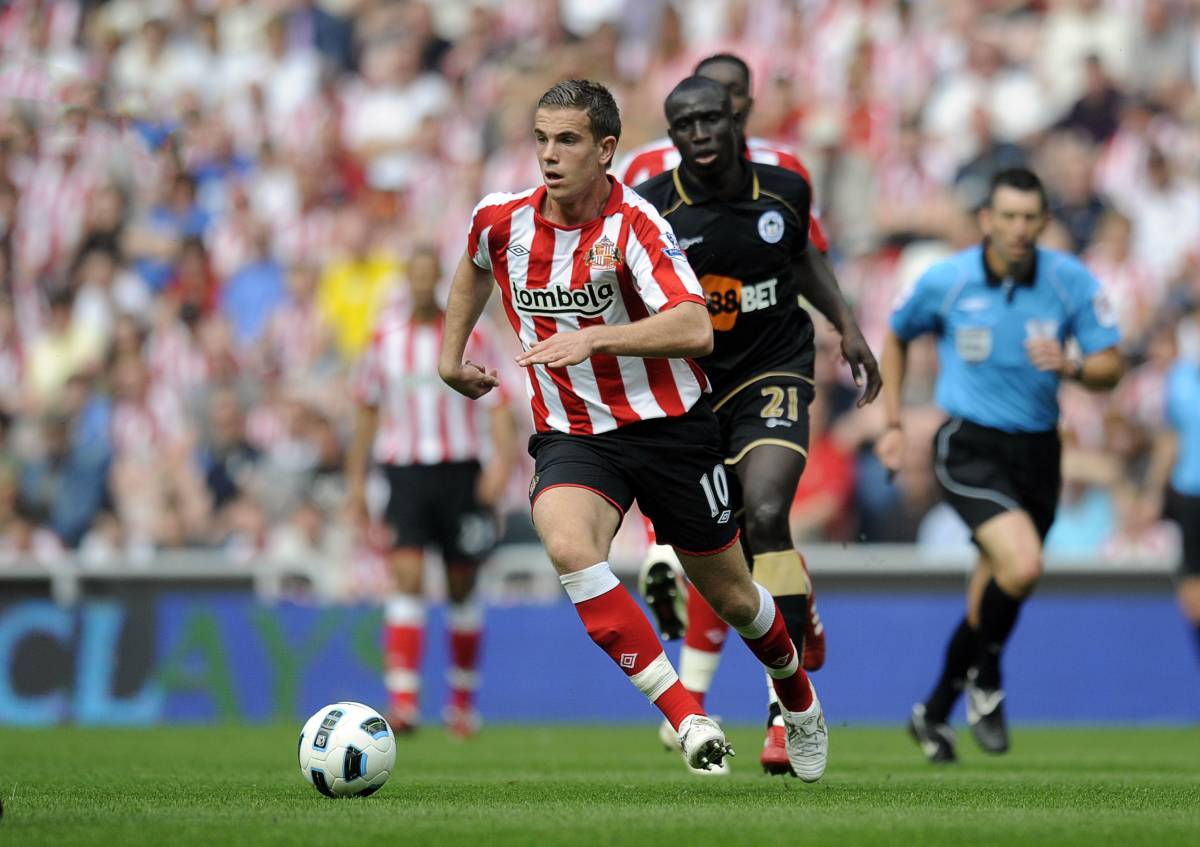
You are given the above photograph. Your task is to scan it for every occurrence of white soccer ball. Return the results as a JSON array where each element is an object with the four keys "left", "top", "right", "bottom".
[{"left": 298, "top": 702, "right": 397, "bottom": 797}]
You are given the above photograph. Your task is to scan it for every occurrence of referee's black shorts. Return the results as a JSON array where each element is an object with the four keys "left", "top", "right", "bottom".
[
  {"left": 933, "top": 417, "right": 1061, "bottom": 541},
  {"left": 527, "top": 402, "right": 740, "bottom": 556},
  {"left": 1164, "top": 487, "right": 1200, "bottom": 577}
]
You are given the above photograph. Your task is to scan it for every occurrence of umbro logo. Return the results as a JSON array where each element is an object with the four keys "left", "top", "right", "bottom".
[
  {"left": 507, "top": 243, "right": 529, "bottom": 256},
  {"left": 619, "top": 653, "right": 638, "bottom": 669},
  {"left": 770, "top": 655, "right": 792, "bottom": 668},
  {"left": 717, "top": 509, "right": 732, "bottom": 524}
]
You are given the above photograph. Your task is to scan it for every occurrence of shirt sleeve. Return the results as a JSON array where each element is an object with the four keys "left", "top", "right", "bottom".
[
  {"left": 466, "top": 198, "right": 495, "bottom": 271},
  {"left": 1065, "top": 261, "right": 1121, "bottom": 355},
  {"left": 784, "top": 175, "right": 812, "bottom": 259},
  {"left": 622, "top": 201, "right": 706, "bottom": 312},
  {"left": 889, "top": 265, "right": 947, "bottom": 341}
]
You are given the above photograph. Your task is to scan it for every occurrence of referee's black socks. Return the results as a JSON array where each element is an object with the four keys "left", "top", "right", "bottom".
[
  {"left": 924, "top": 617, "right": 978, "bottom": 724},
  {"left": 975, "top": 579, "right": 1024, "bottom": 690}
]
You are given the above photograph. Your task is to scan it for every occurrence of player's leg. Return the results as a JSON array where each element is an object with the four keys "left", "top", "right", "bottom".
[
  {"left": 910, "top": 556, "right": 989, "bottom": 762},
  {"left": 384, "top": 546, "right": 426, "bottom": 733},
  {"left": 434, "top": 461, "right": 496, "bottom": 738},
  {"left": 532, "top": 484, "right": 726, "bottom": 768},
  {"left": 444, "top": 561, "right": 483, "bottom": 738},
  {"left": 1167, "top": 490, "right": 1200, "bottom": 663},
  {"left": 964, "top": 509, "right": 1043, "bottom": 753},
  {"left": 675, "top": 542, "right": 828, "bottom": 782},
  {"left": 380, "top": 464, "right": 431, "bottom": 733},
  {"left": 734, "top": 442, "right": 813, "bottom": 774},
  {"left": 1180, "top": 578, "right": 1200, "bottom": 664}
]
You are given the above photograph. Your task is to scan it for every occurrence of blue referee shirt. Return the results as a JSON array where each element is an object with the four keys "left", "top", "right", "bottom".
[
  {"left": 890, "top": 245, "right": 1120, "bottom": 433},
  {"left": 1165, "top": 360, "right": 1200, "bottom": 496}
]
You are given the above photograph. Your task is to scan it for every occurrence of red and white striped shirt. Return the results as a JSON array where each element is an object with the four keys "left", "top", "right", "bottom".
[
  {"left": 468, "top": 179, "right": 708, "bottom": 436},
  {"left": 613, "top": 137, "right": 830, "bottom": 253},
  {"left": 354, "top": 304, "right": 508, "bottom": 466}
]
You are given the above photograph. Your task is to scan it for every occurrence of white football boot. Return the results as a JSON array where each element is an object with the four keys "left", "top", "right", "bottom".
[
  {"left": 676, "top": 714, "right": 734, "bottom": 774},
  {"left": 778, "top": 681, "right": 828, "bottom": 782},
  {"left": 660, "top": 717, "right": 731, "bottom": 775}
]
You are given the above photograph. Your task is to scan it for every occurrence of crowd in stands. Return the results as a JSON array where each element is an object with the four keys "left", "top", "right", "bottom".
[{"left": 1, "top": 0, "right": 1198, "bottom": 587}]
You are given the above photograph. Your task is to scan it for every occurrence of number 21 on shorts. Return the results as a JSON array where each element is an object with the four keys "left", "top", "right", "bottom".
[{"left": 700, "top": 464, "right": 733, "bottom": 524}]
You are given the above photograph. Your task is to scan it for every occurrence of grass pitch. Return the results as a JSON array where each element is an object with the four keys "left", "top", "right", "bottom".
[{"left": 1, "top": 724, "right": 1197, "bottom": 846}]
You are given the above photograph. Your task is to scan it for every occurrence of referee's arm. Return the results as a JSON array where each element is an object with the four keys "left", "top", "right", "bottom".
[
  {"left": 1026, "top": 339, "right": 1123, "bottom": 390},
  {"left": 875, "top": 330, "right": 909, "bottom": 474}
]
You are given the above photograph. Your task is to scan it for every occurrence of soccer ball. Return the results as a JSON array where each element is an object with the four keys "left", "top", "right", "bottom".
[{"left": 298, "top": 702, "right": 397, "bottom": 797}]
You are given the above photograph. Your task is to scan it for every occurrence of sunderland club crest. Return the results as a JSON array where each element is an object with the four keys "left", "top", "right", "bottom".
[{"left": 586, "top": 236, "right": 622, "bottom": 270}]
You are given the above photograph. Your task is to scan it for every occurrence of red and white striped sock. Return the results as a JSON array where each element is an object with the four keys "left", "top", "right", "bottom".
[
  {"left": 384, "top": 594, "right": 425, "bottom": 720},
  {"left": 734, "top": 583, "right": 814, "bottom": 712},
  {"left": 679, "top": 582, "right": 729, "bottom": 710},
  {"left": 447, "top": 602, "right": 483, "bottom": 712},
  {"left": 561, "top": 562, "right": 701, "bottom": 731}
]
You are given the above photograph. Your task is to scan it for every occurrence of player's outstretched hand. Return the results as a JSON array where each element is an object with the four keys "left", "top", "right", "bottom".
[
  {"left": 1025, "top": 337, "right": 1066, "bottom": 373},
  {"left": 875, "top": 425, "right": 905, "bottom": 474},
  {"left": 440, "top": 359, "right": 500, "bottom": 399},
  {"left": 515, "top": 329, "right": 596, "bottom": 369},
  {"left": 841, "top": 327, "right": 882, "bottom": 407}
]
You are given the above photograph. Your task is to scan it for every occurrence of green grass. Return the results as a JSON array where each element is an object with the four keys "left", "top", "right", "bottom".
[{"left": 1, "top": 724, "right": 1198, "bottom": 846}]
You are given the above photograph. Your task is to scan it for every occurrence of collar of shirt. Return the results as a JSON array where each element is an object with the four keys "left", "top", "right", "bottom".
[
  {"left": 980, "top": 240, "right": 1038, "bottom": 289},
  {"left": 671, "top": 160, "right": 759, "bottom": 206}
]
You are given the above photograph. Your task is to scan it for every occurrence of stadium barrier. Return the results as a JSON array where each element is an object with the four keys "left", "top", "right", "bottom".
[{"left": 1, "top": 545, "right": 1195, "bottom": 726}]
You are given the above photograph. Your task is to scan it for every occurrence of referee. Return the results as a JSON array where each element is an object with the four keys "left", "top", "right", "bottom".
[
  {"left": 876, "top": 168, "right": 1122, "bottom": 762},
  {"left": 1144, "top": 326, "right": 1200, "bottom": 665}
]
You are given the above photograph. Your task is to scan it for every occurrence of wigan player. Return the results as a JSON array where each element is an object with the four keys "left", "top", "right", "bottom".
[
  {"left": 623, "top": 54, "right": 856, "bottom": 698},
  {"left": 635, "top": 78, "right": 877, "bottom": 774},
  {"left": 439, "top": 79, "right": 828, "bottom": 779},
  {"left": 346, "top": 244, "right": 518, "bottom": 738}
]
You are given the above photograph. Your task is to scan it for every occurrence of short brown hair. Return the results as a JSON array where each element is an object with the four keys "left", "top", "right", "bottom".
[{"left": 536, "top": 79, "right": 621, "bottom": 144}]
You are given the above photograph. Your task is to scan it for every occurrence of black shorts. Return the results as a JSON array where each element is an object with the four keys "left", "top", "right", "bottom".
[
  {"left": 933, "top": 417, "right": 1061, "bottom": 541},
  {"left": 527, "top": 403, "right": 739, "bottom": 555},
  {"left": 710, "top": 371, "right": 814, "bottom": 466},
  {"left": 1165, "top": 488, "right": 1200, "bottom": 577},
  {"left": 383, "top": 461, "right": 495, "bottom": 563}
]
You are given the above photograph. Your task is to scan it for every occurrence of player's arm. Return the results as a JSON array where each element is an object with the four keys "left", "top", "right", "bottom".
[
  {"left": 439, "top": 251, "right": 502, "bottom": 399},
  {"left": 345, "top": 401, "right": 378, "bottom": 526},
  {"left": 478, "top": 403, "right": 518, "bottom": 509},
  {"left": 794, "top": 244, "right": 881, "bottom": 406},
  {"left": 1141, "top": 427, "right": 1179, "bottom": 519},
  {"left": 875, "top": 330, "right": 909, "bottom": 473},
  {"left": 875, "top": 267, "right": 944, "bottom": 473},
  {"left": 1026, "top": 264, "right": 1124, "bottom": 390},
  {"left": 515, "top": 301, "right": 712, "bottom": 368}
]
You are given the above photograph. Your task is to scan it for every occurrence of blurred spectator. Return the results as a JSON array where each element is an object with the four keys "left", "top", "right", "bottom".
[
  {"left": 317, "top": 203, "right": 399, "bottom": 359},
  {"left": 1129, "top": 0, "right": 1193, "bottom": 97},
  {"left": 1057, "top": 54, "right": 1123, "bottom": 144},
  {"left": 219, "top": 224, "right": 286, "bottom": 349},
  {"left": 26, "top": 285, "right": 104, "bottom": 412}
]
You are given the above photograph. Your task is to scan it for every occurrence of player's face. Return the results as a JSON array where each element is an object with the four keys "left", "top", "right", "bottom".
[
  {"left": 697, "top": 62, "right": 752, "bottom": 130},
  {"left": 533, "top": 107, "right": 616, "bottom": 203},
  {"left": 666, "top": 89, "right": 739, "bottom": 175},
  {"left": 980, "top": 186, "right": 1047, "bottom": 266}
]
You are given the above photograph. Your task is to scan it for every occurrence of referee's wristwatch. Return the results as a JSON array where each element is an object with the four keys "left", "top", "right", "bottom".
[{"left": 1065, "top": 359, "right": 1084, "bottom": 381}]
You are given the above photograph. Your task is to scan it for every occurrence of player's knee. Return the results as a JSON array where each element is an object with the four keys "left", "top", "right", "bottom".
[
  {"left": 541, "top": 532, "right": 605, "bottom": 573},
  {"left": 705, "top": 586, "right": 757, "bottom": 629},
  {"left": 742, "top": 498, "right": 791, "bottom": 549},
  {"left": 1002, "top": 550, "right": 1042, "bottom": 595}
]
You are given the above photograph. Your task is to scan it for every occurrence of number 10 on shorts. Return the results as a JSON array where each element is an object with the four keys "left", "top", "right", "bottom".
[{"left": 700, "top": 464, "right": 733, "bottom": 524}]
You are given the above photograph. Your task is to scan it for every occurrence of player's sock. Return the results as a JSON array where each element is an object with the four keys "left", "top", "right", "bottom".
[
  {"left": 679, "top": 582, "right": 728, "bottom": 709},
  {"left": 975, "top": 579, "right": 1024, "bottom": 690},
  {"left": 561, "top": 562, "right": 700, "bottom": 730},
  {"left": 734, "top": 582, "right": 813, "bottom": 712},
  {"left": 924, "top": 616, "right": 977, "bottom": 724},
  {"left": 384, "top": 594, "right": 425, "bottom": 721},
  {"left": 447, "top": 601, "right": 483, "bottom": 712},
  {"left": 752, "top": 550, "right": 811, "bottom": 657}
]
